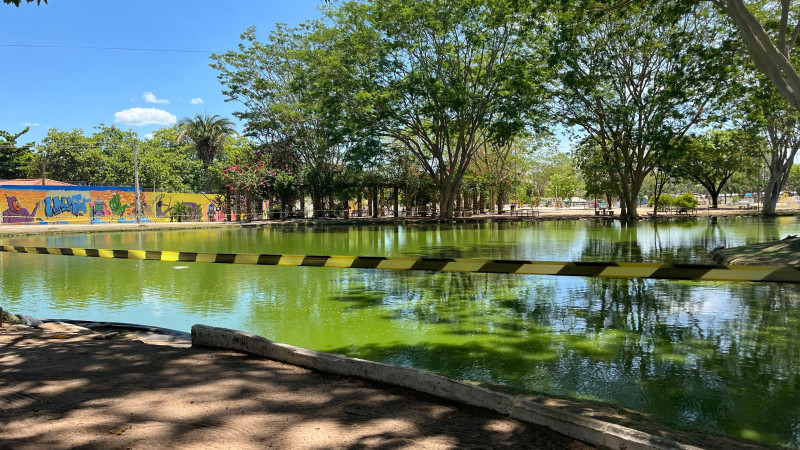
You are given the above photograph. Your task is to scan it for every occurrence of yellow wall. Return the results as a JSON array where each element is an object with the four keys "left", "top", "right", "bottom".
[{"left": 1, "top": 186, "right": 224, "bottom": 224}]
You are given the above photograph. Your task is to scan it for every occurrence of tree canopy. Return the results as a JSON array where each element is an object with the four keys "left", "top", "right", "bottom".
[{"left": 0, "top": 127, "right": 34, "bottom": 179}]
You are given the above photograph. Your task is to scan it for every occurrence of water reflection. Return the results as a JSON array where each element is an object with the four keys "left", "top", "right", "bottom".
[{"left": 2, "top": 217, "right": 800, "bottom": 445}]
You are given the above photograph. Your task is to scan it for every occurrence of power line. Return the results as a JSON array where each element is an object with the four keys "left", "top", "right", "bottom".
[{"left": 0, "top": 44, "right": 215, "bottom": 53}]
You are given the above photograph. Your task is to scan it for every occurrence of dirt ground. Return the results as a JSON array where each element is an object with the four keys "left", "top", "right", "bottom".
[{"left": 0, "top": 322, "right": 594, "bottom": 450}]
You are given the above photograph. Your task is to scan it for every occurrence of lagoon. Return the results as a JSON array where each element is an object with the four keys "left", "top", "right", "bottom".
[{"left": 2, "top": 217, "right": 800, "bottom": 445}]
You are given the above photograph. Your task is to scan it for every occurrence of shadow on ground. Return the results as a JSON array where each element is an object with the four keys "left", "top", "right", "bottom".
[{"left": 0, "top": 325, "right": 592, "bottom": 449}]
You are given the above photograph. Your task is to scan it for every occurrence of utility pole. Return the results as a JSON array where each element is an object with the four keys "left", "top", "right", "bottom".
[
  {"left": 133, "top": 140, "right": 142, "bottom": 224},
  {"left": 40, "top": 144, "right": 45, "bottom": 186}
]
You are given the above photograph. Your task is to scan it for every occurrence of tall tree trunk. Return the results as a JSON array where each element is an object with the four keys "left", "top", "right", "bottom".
[
  {"left": 379, "top": 188, "right": 385, "bottom": 216},
  {"left": 202, "top": 161, "right": 211, "bottom": 194},
  {"left": 762, "top": 172, "right": 784, "bottom": 215},
  {"left": 404, "top": 188, "right": 412, "bottom": 217},
  {"left": 358, "top": 192, "right": 363, "bottom": 217},
  {"left": 393, "top": 185, "right": 399, "bottom": 218},
  {"left": 710, "top": 188, "right": 720, "bottom": 209},
  {"left": 372, "top": 187, "right": 378, "bottom": 218},
  {"left": 312, "top": 194, "right": 323, "bottom": 218},
  {"left": 438, "top": 181, "right": 459, "bottom": 218},
  {"left": 496, "top": 187, "right": 504, "bottom": 214},
  {"left": 472, "top": 189, "right": 478, "bottom": 213}
]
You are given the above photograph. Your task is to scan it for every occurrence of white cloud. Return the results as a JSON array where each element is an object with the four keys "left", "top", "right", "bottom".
[
  {"left": 114, "top": 108, "right": 177, "bottom": 126},
  {"left": 22, "top": 122, "right": 40, "bottom": 127},
  {"left": 190, "top": 97, "right": 204, "bottom": 105},
  {"left": 143, "top": 91, "right": 169, "bottom": 104},
  {"left": 144, "top": 133, "right": 154, "bottom": 140}
]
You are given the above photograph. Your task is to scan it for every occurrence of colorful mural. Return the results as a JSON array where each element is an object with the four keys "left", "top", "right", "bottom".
[{"left": 0, "top": 185, "right": 224, "bottom": 225}]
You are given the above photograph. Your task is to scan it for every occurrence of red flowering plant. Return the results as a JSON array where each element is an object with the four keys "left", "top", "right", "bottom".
[
  {"left": 222, "top": 161, "right": 271, "bottom": 218},
  {"left": 222, "top": 161, "right": 270, "bottom": 195}
]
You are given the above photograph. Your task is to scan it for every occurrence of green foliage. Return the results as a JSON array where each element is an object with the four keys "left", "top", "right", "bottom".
[
  {"left": 3, "top": 0, "right": 46, "bottom": 6},
  {"left": 787, "top": 165, "right": 800, "bottom": 193},
  {"left": 673, "top": 129, "right": 763, "bottom": 207},
  {"left": 648, "top": 194, "right": 674, "bottom": 209},
  {"left": 140, "top": 126, "right": 204, "bottom": 193},
  {"left": 330, "top": 0, "right": 551, "bottom": 216},
  {"left": 543, "top": 155, "right": 581, "bottom": 202},
  {"left": 21, "top": 124, "right": 221, "bottom": 192},
  {"left": 177, "top": 114, "right": 236, "bottom": 191},
  {"left": 0, "top": 127, "right": 34, "bottom": 179},
  {"left": 35, "top": 128, "right": 107, "bottom": 183},
  {"left": 211, "top": 23, "right": 365, "bottom": 207},
  {"left": 553, "top": 1, "right": 735, "bottom": 217},
  {"left": 647, "top": 192, "right": 697, "bottom": 210},
  {"left": 674, "top": 192, "right": 698, "bottom": 209},
  {"left": 168, "top": 201, "right": 190, "bottom": 222}
]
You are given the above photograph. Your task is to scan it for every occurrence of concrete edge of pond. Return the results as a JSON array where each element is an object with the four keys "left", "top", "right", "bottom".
[
  {"left": 191, "top": 324, "right": 700, "bottom": 450},
  {"left": 43, "top": 319, "right": 192, "bottom": 341}
]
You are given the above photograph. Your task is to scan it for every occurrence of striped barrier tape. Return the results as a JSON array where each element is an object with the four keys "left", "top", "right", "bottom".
[{"left": 1, "top": 245, "right": 799, "bottom": 283}]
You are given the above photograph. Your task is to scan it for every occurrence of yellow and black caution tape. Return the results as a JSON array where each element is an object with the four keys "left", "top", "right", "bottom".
[{"left": 1, "top": 245, "right": 799, "bottom": 283}]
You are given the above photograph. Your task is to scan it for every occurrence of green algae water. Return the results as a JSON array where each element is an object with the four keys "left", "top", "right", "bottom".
[{"left": 2, "top": 216, "right": 800, "bottom": 446}]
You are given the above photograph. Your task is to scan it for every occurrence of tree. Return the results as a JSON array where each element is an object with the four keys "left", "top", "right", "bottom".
[
  {"left": 707, "top": 1, "right": 800, "bottom": 114},
  {"left": 553, "top": 2, "right": 733, "bottom": 218},
  {"left": 335, "top": 0, "right": 550, "bottom": 218},
  {"left": 545, "top": 167, "right": 581, "bottom": 206},
  {"left": 0, "top": 127, "right": 34, "bottom": 179},
  {"left": 3, "top": 0, "right": 46, "bottom": 6},
  {"left": 745, "top": 79, "right": 800, "bottom": 214},
  {"left": 140, "top": 126, "right": 204, "bottom": 193},
  {"left": 573, "top": 138, "right": 616, "bottom": 206},
  {"left": 211, "top": 24, "right": 361, "bottom": 214},
  {"left": 35, "top": 128, "right": 106, "bottom": 183},
  {"left": 786, "top": 164, "right": 800, "bottom": 193},
  {"left": 675, "top": 129, "right": 762, "bottom": 208},
  {"left": 588, "top": 2, "right": 800, "bottom": 120},
  {"left": 177, "top": 114, "right": 236, "bottom": 192}
]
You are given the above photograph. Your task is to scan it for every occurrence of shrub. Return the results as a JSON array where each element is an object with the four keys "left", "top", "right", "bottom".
[
  {"left": 674, "top": 193, "right": 698, "bottom": 209},
  {"left": 648, "top": 194, "right": 674, "bottom": 209}
]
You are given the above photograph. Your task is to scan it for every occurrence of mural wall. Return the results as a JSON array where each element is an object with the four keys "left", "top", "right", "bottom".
[{"left": 0, "top": 186, "right": 224, "bottom": 225}]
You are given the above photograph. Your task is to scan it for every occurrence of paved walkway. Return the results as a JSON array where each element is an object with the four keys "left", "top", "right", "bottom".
[{"left": 0, "top": 322, "right": 593, "bottom": 449}]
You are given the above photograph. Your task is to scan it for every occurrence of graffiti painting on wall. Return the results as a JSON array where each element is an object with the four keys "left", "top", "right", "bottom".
[
  {"left": 2, "top": 195, "right": 40, "bottom": 223},
  {"left": 0, "top": 185, "right": 221, "bottom": 225},
  {"left": 43, "top": 194, "right": 90, "bottom": 217}
]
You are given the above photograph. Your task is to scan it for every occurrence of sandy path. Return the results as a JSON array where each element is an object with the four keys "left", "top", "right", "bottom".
[{"left": 0, "top": 323, "right": 593, "bottom": 450}]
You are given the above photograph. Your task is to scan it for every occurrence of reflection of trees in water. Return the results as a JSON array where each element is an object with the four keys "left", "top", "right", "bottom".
[
  {"left": 558, "top": 278, "right": 800, "bottom": 445},
  {"left": 581, "top": 221, "right": 645, "bottom": 262},
  {"left": 746, "top": 217, "right": 782, "bottom": 245},
  {"left": 325, "top": 270, "right": 800, "bottom": 445}
]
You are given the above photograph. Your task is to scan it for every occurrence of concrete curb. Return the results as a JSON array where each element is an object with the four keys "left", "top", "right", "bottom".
[
  {"left": 191, "top": 324, "right": 699, "bottom": 450},
  {"left": 46, "top": 319, "right": 192, "bottom": 340}
]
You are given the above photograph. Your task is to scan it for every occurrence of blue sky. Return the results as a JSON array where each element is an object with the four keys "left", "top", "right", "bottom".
[{"left": 0, "top": 0, "right": 325, "bottom": 144}]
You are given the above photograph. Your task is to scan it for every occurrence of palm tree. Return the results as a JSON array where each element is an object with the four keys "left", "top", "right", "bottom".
[{"left": 177, "top": 114, "right": 235, "bottom": 192}]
